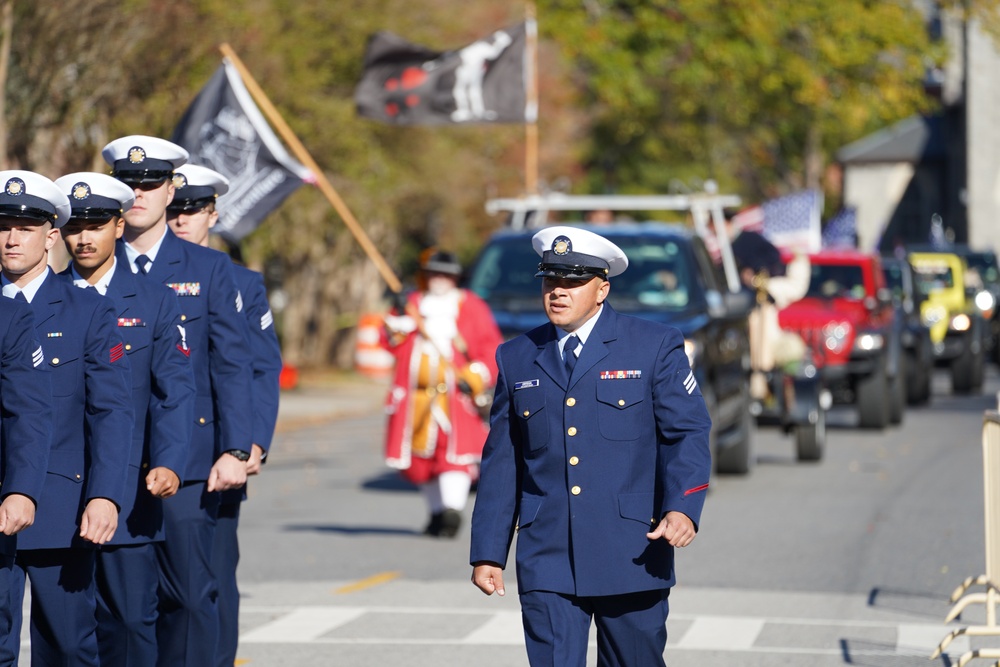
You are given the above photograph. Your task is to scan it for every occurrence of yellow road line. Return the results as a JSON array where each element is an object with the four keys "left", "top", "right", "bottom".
[{"left": 334, "top": 570, "right": 402, "bottom": 594}]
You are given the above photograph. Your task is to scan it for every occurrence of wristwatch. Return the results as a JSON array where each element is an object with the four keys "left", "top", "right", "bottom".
[{"left": 222, "top": 449, "right": 251, "bottom": 462}]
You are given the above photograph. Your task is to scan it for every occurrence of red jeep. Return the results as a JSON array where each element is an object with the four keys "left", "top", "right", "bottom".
[{"left": 777, "top": 250, "right": 905, "bottom": 430}]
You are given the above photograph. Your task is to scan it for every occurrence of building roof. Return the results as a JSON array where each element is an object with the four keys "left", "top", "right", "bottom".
[{"left": 837, "top": 114, "right": 946, "bottom": 164}]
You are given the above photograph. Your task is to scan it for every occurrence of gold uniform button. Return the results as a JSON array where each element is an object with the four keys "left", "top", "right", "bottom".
[
  {"left": 75, "top": 474, "right": 81, "bottom": 480},
  {"left": 141, "top": 463, "right": 149, "bottom": 469},
  {"left": 180, "top": 315, "right": 187, "bottom": 321},
  {"left": 125, "top": 344, "right": 132, "bottom": 351},
  {"left": 566, "top": 397, "right": 576, "bottom": 407},
  {"left": 523, "top": 410, "right": 530, "bottom": 417},
  {"left": 567, "top": 427, "right": 577, "bottom": 436},
  {"left": 198, "top": 417, "right": 206, "bottom": 424},
  {"left": 569, "top": 456, "right": 579, "bottom": 466},
  {"left": 618, "top": 399, "right": 625, "bottom": 406},
  {"left": 571, "top": 485, "right": 581, "bottom": 495},
  {"left": 52, "top": 358, "right": 60, "bottom": 365}
]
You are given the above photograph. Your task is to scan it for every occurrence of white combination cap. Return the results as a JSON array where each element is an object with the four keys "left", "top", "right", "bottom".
[
  {"left": 102, "top": 135, "right": 189, "bottom": 183},
  {"left": 54, "top": 172, "right": 135, "bottom": 220},
  {"left": 531, "top": 225, "right": 629, "bottom": 279},
  {"left": 0, "top": 170, "right": 72, "bottom": 228},
  {"left": 168, "top": 164, "right": 230, "bottom": 212}
]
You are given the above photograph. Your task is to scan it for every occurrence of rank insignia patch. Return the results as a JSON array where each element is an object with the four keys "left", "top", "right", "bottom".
[
  {"left": 32, "top": 345, "right": 43, "bottom": 368},
  {"left": 110, "top": 343, "right": 124, "bottom": 363},
  {"left": 261, "top": 309, "right": 273, "bottom": 330},
  {"left": 600, "top": 370, "right": 641, "bottom": 380},
  {"left": 118, "top": 318, "right": 145, "bottom": 327},
  {"left": 167, "top": 282, "right": 201, "bottom": 296},
  {"left": 683, "top": 370, "right": 697, "bottom": 395},
  {"left": 235, "top": 290, "right": 243, "bottom": 313}
]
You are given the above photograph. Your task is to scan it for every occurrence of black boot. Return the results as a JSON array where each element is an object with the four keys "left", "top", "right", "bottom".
[
  {"left": 423, "top": 512, "right": 444, "bottom": 536},
  {"left": 437, "top": 508, "right": 462, "bottom": 538}
]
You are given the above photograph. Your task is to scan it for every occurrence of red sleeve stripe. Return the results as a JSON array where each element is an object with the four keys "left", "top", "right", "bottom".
[
  {"left": 684, "top": 483, "right": 709, "bottom": 496},
  {"left": 109, "top": 343, "right": 124, "bottom": 363}
]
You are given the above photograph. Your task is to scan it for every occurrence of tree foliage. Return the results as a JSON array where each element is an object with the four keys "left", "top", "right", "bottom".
[{"left": 0, "top": 0, "right": 961, "bottom": 367}]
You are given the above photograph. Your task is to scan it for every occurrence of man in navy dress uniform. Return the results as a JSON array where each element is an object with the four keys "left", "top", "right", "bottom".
[
  {"left": 0, "top": 296, "right": 53, "bottom": 666},
  {"left": 167, "top": 163, "right": 282, "bottom": 667},
  {"left": 103, "top": 136, "right": 254, "bottom": 666},
  {"left": 55, "top": 172, "right": 196, "bottom": 667},
  {"left": 0, "top": 170, "right": 133, "bottom": 667},
  {"left": 470, "top": 226, "right": 712, "bottom": 667}
]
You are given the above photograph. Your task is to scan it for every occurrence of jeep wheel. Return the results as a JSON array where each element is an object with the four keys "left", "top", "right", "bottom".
[
  {"left": 713, "top": 389, "right": 755, "bottom": 476},
  {"left": 795, "top": 402, "right": 825, "bottom": 462},
  {"left": 952, "top": 338, "right": 977, "bottom": 394},
  {"left": 856, "top": 361, "right": 889, "bottom": 429},
  {"left": 889, "top": 354, "right": 905, "bottom": 425},
  {"left": 905, "top": 349, "right": 931, "bottom": 405}
]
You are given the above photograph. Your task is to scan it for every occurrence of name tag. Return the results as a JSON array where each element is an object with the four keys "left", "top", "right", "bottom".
[{"left": 514, "top": 379, "right": 539, "bottom": 390}]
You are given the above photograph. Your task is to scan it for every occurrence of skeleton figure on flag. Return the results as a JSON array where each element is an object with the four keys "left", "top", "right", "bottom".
[{"left": 451, "top": 29, "right": 514, "bottom": 121}]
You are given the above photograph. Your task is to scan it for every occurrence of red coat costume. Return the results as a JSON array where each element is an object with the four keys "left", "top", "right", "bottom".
[{"left": 383, "top": 289, "right": 502, "bottom": 483}]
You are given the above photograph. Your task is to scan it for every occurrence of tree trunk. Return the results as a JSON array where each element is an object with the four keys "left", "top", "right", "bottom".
[{"left": 0, "top": 0, "right": 13, "bottom": 167}]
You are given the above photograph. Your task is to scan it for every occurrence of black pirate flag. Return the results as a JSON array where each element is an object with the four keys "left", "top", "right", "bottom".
[
  {"left": 171, "top": 61, "right": 313, "bottom": 243},
  {"left": 354, "top": 22, "right": 533, "bottom": 125}
]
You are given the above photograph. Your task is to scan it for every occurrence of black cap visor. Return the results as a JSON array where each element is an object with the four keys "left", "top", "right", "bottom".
[
  {"left": 534, "top": 250, "right": 609, "bottom": 280},
  {"left": 0, "top": 194, "right": 58, "bottom": 224},
  {"left": 167, "top": 196, "right": 215, "bottom": 213}
]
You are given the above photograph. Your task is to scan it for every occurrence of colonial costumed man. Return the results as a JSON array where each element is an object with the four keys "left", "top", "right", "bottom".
[{"left": 382, "top": 249, "right": 502, "bottom": 538}]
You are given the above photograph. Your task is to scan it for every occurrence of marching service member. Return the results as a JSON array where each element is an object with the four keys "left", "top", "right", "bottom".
[
  {"left": 470, "top": 226, "right": 712, "bottom": 667},
  {"left": 103, "top": 136, "right": 254, "bottom": 667},
  {"left": 0, "top": 170, "right": 132, "bottom": 666},
  {"left": 56, "top": 172, "right": 195, "bottom": 667},
  {"left": 166, "top": 163, "right": 282, "bottom": 667}
]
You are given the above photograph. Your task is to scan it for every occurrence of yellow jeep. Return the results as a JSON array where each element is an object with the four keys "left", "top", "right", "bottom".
[{"left": 908, "top": 251, "right": 984, "bottom": 393}]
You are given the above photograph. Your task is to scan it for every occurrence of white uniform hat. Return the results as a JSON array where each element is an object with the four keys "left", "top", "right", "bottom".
[
  {"left": 102, "top": 135, "right": 189, "bottom": 184},
  {"left": 54, "top": 172, "right": 135, "bottom": 220},
  {"left": 531, "top": 225, "right": 629, "bottom": 279},
  {"left": 168, "top": 164, "right": 230, "bottom": 212},
  {"left": 0, "top": 170, "right": 71, "bottom": 228}
]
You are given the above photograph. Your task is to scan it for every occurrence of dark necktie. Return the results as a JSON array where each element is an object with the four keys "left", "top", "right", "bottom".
[
  {"left": 13, "top": 291, "right": 26, "bottom": 303},
  {"left": 564, "top": 335, "right": 580, "bottom": 377},
  {"left": 135, "top": 255, "right": 151, "bottom": 275},
  {"left": 85, "top": 285, "right": 98, "bottom": 293}
]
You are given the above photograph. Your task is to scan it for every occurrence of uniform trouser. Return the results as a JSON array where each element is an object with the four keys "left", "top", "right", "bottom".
[
  {"left": 96, "top": 542, "right": 159, "bottom": 667},
  {"left": 154, "top": 482, "right": 220, "bottom": 667},
  {"left": 0, "top": 555, "right": 20, "bottom": 666},
  {"left": 16, "top": 548, "right": 100, "bottom": 667},
  {"left": 519, "top": 589, "right": 670, "bottom": 667},
  {"left": 211, "top": 498, "right": 241, "bottom": 667}
]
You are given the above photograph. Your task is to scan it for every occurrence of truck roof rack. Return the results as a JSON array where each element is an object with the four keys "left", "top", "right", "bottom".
[{"left": 484, "top": 190, "right": 743, "bottom": 293}]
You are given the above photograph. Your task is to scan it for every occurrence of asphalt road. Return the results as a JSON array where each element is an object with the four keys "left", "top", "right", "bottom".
[{"left": 230, "top": 368, "right": 999, "bottom": 666}]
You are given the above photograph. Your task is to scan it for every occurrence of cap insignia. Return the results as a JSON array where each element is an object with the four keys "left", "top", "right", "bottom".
[
  {"left": 128, "top": 146, "right": 146, "bottom": 164},
  {"left": 72, "top": 182, "right": 91, "bottom": 200},
  {"left": 4, "top": 177, "right": 24, "bottom": 196},
  {"left": 172, "top": 174, "right": 187, "bottom": 189},
  {"left": 552, "top": 236, "right": 572, "bottom": 255}
]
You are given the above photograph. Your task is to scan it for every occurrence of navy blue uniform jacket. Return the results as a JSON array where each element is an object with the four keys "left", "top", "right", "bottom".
[
  {"left": 18, "top": 272, "right": 133, "bottom": 550},
  {"left": 61, "top": 264, "right": 196, "bottom": 544},
  {"left": 470, "top": 303, "right": 712, "bottom": 597},
  {"left": 233, "top": 264, "right": 281, "bottom": 453},
  {"left": 122, "top": 229, "right": 253, "bottom": 481},
  {"left": 0, "top": 298, "right": 52, "bottom": 555}
]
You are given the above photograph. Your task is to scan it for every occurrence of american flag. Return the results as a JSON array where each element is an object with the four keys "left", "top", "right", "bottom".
[
  {"left": 821, "top": 207, "right": 857, "bottom": 249},
  {"left": 760, "top": 189, "right": 822, "bottom": 252},
  {"left": 703, "top": 189, "right": 822, "bottom": 262}
]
